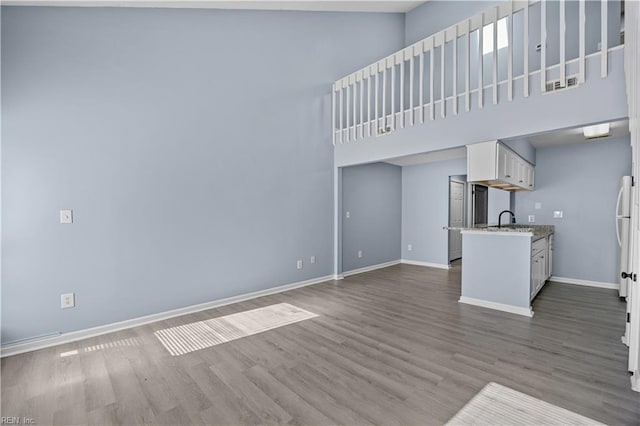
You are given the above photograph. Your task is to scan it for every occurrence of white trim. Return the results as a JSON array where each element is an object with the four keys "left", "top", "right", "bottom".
[
  {"left": 459, "top": 296, "right": 534, "bottom": 317},
  {"left": 550, "top": 276, "right": 619, "bottom": 290},
  {"left": 631, "top": 372, "right": 640, "bottom": 392},
  {"left": 461, "top": 230, "right": 533, "bottom": 237},
  {"left": 400, "top": 259, "right": 451, "bottom": 270},
  {"left": 0, "top": 274, "right": 335, "bottom": 358},
  {"left": 342, "top": 260, "right": 401, "bottom": 277}
]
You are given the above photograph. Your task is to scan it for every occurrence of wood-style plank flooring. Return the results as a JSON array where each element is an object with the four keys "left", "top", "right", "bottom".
[{"left": 2, "top": 264, "right": 639, "bottom": 425}]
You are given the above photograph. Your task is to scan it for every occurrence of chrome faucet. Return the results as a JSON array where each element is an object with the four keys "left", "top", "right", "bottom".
[{"left": 498, "top": 210, "right": 516, "bottom": 228}]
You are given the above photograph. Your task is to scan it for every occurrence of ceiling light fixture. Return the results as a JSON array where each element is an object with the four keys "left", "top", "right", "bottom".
[{"left": 583, "top": 123, "right": 610, "bottom": 139}]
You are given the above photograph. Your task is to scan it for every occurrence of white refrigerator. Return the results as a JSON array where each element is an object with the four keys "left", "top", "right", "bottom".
[{"left": 617, "top": 176, "right": 633, "bottom": 299}]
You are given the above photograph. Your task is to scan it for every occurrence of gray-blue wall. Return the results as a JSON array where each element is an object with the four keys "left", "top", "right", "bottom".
[
  {"left": 402, "top": 158, "right": 467, "bottom": 266},
  {"left": 515, "top": 136, "right": 631, "bottom": 284},
  {"left": 401, "top": 157, "right": 513, "bottom": 266},
  {"left": 1, "top": 6, "right": 405, "bottom": 344},
  {"left": 342, "top": 163, "right": 402, "bottom": 272}
]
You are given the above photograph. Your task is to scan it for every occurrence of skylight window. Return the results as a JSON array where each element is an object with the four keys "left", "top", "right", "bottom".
[{"left": 483, "top": 18, "right": 509, "bottom": 55}]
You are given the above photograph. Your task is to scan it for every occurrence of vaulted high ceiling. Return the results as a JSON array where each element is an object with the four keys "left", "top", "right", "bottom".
[{"left": 2, "top": 0, "right": 428, "bottom": 13}]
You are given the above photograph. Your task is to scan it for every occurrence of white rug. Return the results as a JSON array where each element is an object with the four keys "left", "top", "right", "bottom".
[
  {"left": 154, "top": 303, "right": 318, "bottom": 356},
  {"left": 446, "top": 382, "right": 605, "bottom": 426}
]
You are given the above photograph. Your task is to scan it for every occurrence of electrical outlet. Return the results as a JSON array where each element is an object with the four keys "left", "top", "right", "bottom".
[
  {"left": 345, "top": 211, "right": 350, "bottom": 219},
  {"left": 357, "top": 250, "right": 363, "bottom": 258},
  {"left": 528, "top": 215, "right": 535, "bottom": 223},
  {"left": 296, "top": 260, "right": 303, "bottom": 270},
  {"left": 407, "top": 244, "right": 413, "bottom": 251},
  {"left": 60, "top": 209, "right": 73, "bottom": 224},
  {"left": 61, "top": 293, "right": 75, "bottom": 309},
  {"left": 310, "top": 256, "right": 316, "bottom": 264},
  {"left": 553, "top": 210, "right": 564, "bottom": 219}
]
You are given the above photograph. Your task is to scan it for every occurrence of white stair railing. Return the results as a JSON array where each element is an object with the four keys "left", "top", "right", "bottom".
[{"left": 332, "top": 0, "right": 623, "bottom": 145}]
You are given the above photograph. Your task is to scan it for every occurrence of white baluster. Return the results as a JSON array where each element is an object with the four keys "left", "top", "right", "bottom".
[
  {"left": 332, "top": 84, "right": 336, "bottom": 145},
  {"left": 453, "top": 25, "right": 458, "bottom": 115},
  {"left": 601, "top": 0, "right": 608, "bottom": 78},
  {"left": 541, "top": 0, "right": 547, "bottom": 93},
  {"left": 524, "top": 2, "right": 529, "bottom": 97},
  {"left": 507, "top": 0, "right": 513, "bottom": 101},
  {"left": 478, "top": 12, "right": 484, "bottom": 109},
  {"left": 493, "top": 7, "right": 498, "bottom": 105},
  {"left": 579, "top": 0, "right": 585, "bottom": 83},
  {"left": 466, "top": 19, "right": 471, "bottom": 111}
]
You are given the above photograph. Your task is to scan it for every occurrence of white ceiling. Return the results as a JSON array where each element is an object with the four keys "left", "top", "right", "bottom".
[
  {"left": 385, "top": 147, "right": 466, "bottom": 167},
  {"left": 525, "top": 119, "right": 629, "bottom": 149},
  {"left": 384, "top": 120, "right": 630, "bottom": 167},
  {"left": 2, "top": 0, "right": 427, "bottom": 13}
]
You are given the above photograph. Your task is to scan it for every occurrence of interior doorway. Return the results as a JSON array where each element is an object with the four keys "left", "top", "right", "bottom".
[
  {"left": 448, "top": 177, "right": 465, "bottom": 262},
  {"left": 448, "top": 178, "right": 490, "bottom": 264},
  {"left": 472, "top": 184, "right": 489, "bottom": 225}
]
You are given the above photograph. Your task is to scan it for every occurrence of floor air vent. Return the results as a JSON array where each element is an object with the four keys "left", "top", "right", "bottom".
[{"left": 545, "top": 76, "right": 579, "bottom": 93}]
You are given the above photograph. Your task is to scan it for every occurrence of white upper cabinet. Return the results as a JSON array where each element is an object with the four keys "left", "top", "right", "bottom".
[{"left": 467, "top": 141, "right": 535, "bottom": 191}]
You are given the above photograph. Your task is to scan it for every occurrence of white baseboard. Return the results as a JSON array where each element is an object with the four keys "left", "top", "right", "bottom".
[
  {"left": 631, "top": 372, "right": 640, "bottom": 393},
  {"left": 459, "top": 296, "right": 534, "bottom": 318},
  {"left": 342, "top": 260, "right": 401, "bottom": 277},
  {"left": 400, "top": 259, "right": 451, "bottom": 270},
  {"left": 1, "top": 274, "right": 335, "bottom": 358},
  {"left": 550, "top": 276, "right": 619, "bottom": 290}
]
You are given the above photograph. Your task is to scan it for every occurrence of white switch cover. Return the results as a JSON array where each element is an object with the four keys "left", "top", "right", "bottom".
[
  {"left": 407, "top": 244, "right": 413, "bottom": 251},
  {"left": 553, "top": 210, "right": 564, "bottom": 218},
  {"left": 535, "top": 202, "right": 542, "bottom": 210},
  {"left": 60, "top": 210, "right": 73, "bottom": 224},
  {"left": 528, "top": 215, "right": 535, "bottom": 223},
  {"left": 345, "top": 211, "right": 350, "bottom": 219},
  {"left": 310, "top": 256, "right": 316, "bottom": 264},
  {"left": 357, "top": 250, "right": 363, "bottom": 258},
  {"left": 296, "top": 260, "right": 303, "bottom": 270},
  {"left": 61, "top": 293, "right": 75, "bottom": 309}
]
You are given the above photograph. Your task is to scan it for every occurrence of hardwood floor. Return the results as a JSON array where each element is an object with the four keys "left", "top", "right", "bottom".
[{"left": 2, "top": 264, "right": 639, "bottom": 425}]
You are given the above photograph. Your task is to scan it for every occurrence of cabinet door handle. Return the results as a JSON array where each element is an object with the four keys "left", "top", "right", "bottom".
[
  {"left": 519, "top": 180, "right": 524, "bottom": 183},
  {"left": 506, "top": 174, "right": 511, "bottom": 178}
]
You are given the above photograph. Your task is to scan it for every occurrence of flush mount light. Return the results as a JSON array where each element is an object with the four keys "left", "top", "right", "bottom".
[{"left": 583, "top": 123, "right": 610, "bottom": 139}]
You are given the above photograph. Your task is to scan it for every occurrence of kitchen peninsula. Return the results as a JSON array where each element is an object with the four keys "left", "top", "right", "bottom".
[{"left": 459, "top": 225, "right": 554, "bottom": 317}]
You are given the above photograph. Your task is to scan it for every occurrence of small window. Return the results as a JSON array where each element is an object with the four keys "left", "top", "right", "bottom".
[{"left": 483, "top": 18, "right": 509, "bottom": 55}]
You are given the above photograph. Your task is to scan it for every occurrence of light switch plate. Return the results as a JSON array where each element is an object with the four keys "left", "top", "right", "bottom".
[
  {"left": 60, "top": 209, "right": 73, "bottom": 224},
  {"left": 535, "top": 202, "right": 542, "bottom": 210},
  {"left": 553, "top": 210, "right": 564, "bottom": 218},
  {"left": 310, "top": 256, "right": 316, "bottom": 264}
]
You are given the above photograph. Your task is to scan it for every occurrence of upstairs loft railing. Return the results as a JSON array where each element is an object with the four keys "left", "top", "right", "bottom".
[{"left": 332, "top": 0, "right": 625, "bottom": 145}]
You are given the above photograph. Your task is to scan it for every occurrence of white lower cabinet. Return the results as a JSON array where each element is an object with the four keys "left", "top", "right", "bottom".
[{"left": 531, "top": 236, "right": 552, "bottom": 301}]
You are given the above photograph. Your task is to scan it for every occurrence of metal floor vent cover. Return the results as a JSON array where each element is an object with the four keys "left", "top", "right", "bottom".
[{"left": 154, "top": 303, "right": 318, "bottom": 356}]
